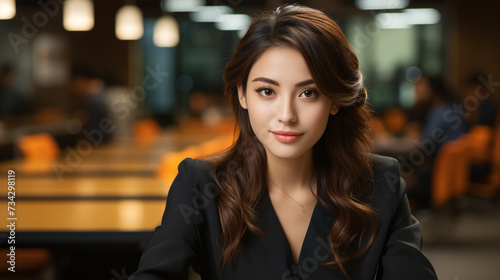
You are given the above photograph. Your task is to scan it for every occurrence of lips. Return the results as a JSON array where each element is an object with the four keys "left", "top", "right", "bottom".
[{"left": 271, "top": 130, "right": 304, "bottom": 143}]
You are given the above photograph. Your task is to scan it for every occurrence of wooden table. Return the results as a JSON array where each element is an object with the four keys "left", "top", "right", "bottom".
[
  {"left": 0, "top": 117, "right": 234, "bottom": 279},
  {"left": 0, "top": 199, "right": 166, "bottom": 244},
  {"left": 4, "top": 200, "right": 166, "bottom": 231},
  {"left": 0, "top": 177, "right": 171, "bottom": 199},
  {"left": 0, "top": 129, "right": 220, "bottom": 176},
  {"left": 0, "top": 126, "right": 231, "bottom": 243}
]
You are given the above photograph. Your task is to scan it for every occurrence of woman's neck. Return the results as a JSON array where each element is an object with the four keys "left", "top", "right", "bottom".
[{"left": 266, "top": 150, "right": 315, "bottom": 193}]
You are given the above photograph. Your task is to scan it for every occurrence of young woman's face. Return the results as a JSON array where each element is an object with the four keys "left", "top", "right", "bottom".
[{"left": 238, "top": 47, "right": 338, "bottom": 161}]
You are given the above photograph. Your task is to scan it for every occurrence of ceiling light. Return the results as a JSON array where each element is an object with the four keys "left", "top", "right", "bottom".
[
  {"left": 404, "top": 8, "right": 441, "bottom": 25},
  {"left": 356, "top": 0, "right": 409, "bottom": 10},
  {"left": 215, "top": 14, "right": 251, "bottom": 31},
  {"left": 0, "top": 0, "right": 16, "bottom": 20},
  {"left": 63, "top": 0, "right": 94, "bottom": 31},
  {"left": 161, "top": 0, "right": 205, "bottom": 12},
  {"left": 116, "top": 4, "right": 143, "bottom": 40},
  {"left": 375, "top": 13, "right": 410, "bottom": 29},
  {"left": 154, "top": 15, "right": 179, "bottom": 47},
  {"left": 190, "top": 6, "right": 232, "bottom": 22}
]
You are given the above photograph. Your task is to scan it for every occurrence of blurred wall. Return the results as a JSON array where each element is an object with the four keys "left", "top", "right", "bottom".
[
  {"left": 0, "top": 1, "right": 132, "bottom": 114},
  {"left": 2, "top": 0, "right": 500, "bottom": 113},
  {"left": 449, "top": 0, "right": 500, "bottom": 92}
]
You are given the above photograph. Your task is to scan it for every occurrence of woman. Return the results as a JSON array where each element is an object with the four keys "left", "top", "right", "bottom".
[{"left": 131, "top": 5, "right": 437, "bottom": 280}]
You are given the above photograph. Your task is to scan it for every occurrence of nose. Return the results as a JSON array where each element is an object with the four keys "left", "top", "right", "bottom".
[{"left": 276, "top": 95, "right": 297, "bottom": 124}]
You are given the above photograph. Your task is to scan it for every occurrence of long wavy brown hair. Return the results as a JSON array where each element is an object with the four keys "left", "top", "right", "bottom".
[{"left": 211, "top": 4, "right": 376, "bottom": 278}]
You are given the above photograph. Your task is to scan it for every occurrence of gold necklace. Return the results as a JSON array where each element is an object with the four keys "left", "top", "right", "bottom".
[{"left": 269, "top": 179, "right": 312, "bottom": 213}]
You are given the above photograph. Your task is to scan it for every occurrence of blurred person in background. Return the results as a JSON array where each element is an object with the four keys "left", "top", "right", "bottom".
[
  {"left": 0, "top": 64, "right": 32, "bottom": 116},
  {"left": 417, "top": 76, "right": 468, "bottom": 150},
  {"left": 462, "top": 73, "right": 499, "bottom": 184},
  {"left": 188, "top": 91, "right": 210, "bottom": 118},
  {"left": 101, "top": 71, "right": 140, "bottom": 138},
  {"left": 71, "top": 66, "right": 114, "bottom": 146},
  {"left": 188, "top": 91, "right": 228, "bottom": 126},
  {"left": 463, "top": 73, "right": 498, "bottom": 129},
  {"left": 407, "top": 75, "right": 469, "bottom": 209}
]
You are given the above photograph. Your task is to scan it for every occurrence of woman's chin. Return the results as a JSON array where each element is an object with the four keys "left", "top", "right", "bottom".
[{"left": 264, "top": 146, "right": 312, "bottom": 161}]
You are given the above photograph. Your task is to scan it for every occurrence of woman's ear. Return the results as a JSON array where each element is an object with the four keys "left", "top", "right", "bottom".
[
  {"left": 330, "top": 104, "right": 339, "bottom": 115},
  {"left": 237, "top": 85, "right": 248, "bottom": 109}
]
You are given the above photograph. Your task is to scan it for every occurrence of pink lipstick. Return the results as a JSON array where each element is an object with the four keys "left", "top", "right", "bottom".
[{"left": 271, "top": 130, "right": 304, "bottom": 143}]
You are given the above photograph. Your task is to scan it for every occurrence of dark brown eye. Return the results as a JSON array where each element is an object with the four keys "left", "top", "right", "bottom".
[
  {"left": 300, "top": 89, "right": 317, "bottom": 98},
  {"left": 256, "top": 87, "right": 275, "bottom": 97}
]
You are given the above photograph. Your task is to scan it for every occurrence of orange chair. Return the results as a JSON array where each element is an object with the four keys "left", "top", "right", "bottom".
[
  {"left": 17, "top": 133, "right": 61, "bottom": 173},
  {"left": 431, "top": 125, "right": 499, "bottom": 207},
  {"left": 431, "top": 140, "right": 471, "bottom": 207},
  {"left": 156, "top": 134, "right": 235, "bottom": 184},
  {"left": 0, "top": 248, "right": 53, "bottom": 276},
  {"left": 178, "top": 117, "right": 237, "bottom": 134},
  {"left": 17, "top": 133, "right": 60, "bottom": 160},
  {"left": 463, "top": 125, "right": 492, "bottom": 164},
  {"left": 469, "top": 124, "right": 500, "bottom": 198},
  {"left": 383, "top": 107, "right": 409, "bottom": 135},
  {"left": 198, "top": 134, "right": 234, "bottom": 156},
  {"left": 156, "top": 145, "right": 205, "bottom": 183},
  {"left": 131, "top": 118, "right": 161, "bottom": 145}
]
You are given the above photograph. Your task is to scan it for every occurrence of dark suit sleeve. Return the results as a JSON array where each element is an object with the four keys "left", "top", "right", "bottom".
[
  {"left": 377, "top": 159, "right": 437, "bottom": 280},
  {"left": 130, "top": 158, "right": 202, "bottom": 280}
]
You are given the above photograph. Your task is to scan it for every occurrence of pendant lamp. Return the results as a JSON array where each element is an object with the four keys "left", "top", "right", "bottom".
[
  {"left": 63, "top": 0, "right": 94, "bottom": 31},
  {"left": 116, "top": 4, "right": 143, "bottom": 40},
  {"left": 0, "top": 0, "right": 15, "bottom": 20},
  {"left": 153, "top": 15, "right": 179, "bottom": 47}
]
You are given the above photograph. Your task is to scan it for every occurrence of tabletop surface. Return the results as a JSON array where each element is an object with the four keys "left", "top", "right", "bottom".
[
  {"left": 0, "top": 123, "right": 233, "bottom": 238},
  {"left": 0, "top": 199, "right": 166, "bottom": 231}
]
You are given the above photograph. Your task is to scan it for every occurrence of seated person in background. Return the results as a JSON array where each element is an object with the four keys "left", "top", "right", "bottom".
[
  {"left": 407, "top": 75, "right": 469, "bottom": 209},
  {"left": 419, "top": 76, "right": 469, "bottom": 151},
  {"left": 463, "top": 73, "right": 498, "bottom": 129},
  {"left": 0, "top": 64, "right": 33, "bottom": 116},
  {"left": 71, "top": 66, "right": 114, "bottom": 146},
  {"left": 463, "top": 73, "right": 499, "bottom": 183},
  {"left": 371, "top": 107, "right": 419, "bottom": 157}
]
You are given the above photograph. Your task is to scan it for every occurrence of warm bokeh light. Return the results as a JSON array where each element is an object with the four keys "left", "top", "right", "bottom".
[
  {"left": 63, "top": 0, "right": 94, "bottom": 31},
  {"left": 153, "top": 15, "right": 179, "bottom": 47},
  {"left": 115, "top": 4, "right": 143, "bottom": 40},
  {"left": 0, "top": 0, "right": 15, "bottom": 20}
]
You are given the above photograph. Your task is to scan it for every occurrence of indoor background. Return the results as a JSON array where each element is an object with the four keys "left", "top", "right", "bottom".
[{"left": 0, "top": 0, "right": 499, "bottom": 279}]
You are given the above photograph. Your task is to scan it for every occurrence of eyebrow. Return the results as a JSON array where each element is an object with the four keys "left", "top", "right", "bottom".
[{"left": 251, "top": 77, "right": 315, "bottom": 87}]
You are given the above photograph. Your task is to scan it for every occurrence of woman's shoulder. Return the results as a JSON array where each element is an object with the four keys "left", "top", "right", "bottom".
[
  {"left": 175, "top": 157, "right": 215, "bottom": 185},
  {"left": 369, "top": 153, "right": 398, "bottom": 173},
  {"left": 367, "top": 153, "right": 406, "bottom": 203},
  {"left": 164, "top": 158, "right": 218, "bottom": 221}
]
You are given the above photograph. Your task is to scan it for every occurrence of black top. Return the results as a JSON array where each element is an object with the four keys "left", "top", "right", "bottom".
[{"left": 130, "top": 154, "right": 437, "bottom": 279}]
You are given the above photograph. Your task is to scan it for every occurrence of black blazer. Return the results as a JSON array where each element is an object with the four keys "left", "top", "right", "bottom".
[{"left": 130, "top": 154, "right": 437, "bottom": 279}]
